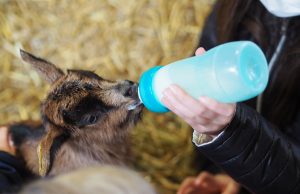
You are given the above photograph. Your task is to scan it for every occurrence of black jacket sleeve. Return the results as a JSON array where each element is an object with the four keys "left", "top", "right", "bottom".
[
  {"left": 197, "top": 103, "right": 300, "bottom": 194},
  {"left": 0, "top": 151, "right": 30, "bottom": 193}
]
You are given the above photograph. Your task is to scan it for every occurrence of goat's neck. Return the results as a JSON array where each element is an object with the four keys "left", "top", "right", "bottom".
[
  {"left": 65, "top": 127, "right": 131, "bottom": 165},
  {"left": 71, "top": 126, "right": 130, "bottom": 147}
]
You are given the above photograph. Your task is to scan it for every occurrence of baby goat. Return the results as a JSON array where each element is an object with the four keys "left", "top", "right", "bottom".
[{"left": 9, "top": 50, "right": 143, "bottom": 177}]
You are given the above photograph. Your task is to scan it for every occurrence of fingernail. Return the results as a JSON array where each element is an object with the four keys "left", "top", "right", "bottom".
[
  {"left": 163, "top": 87, "right": 172, "bottom": 96},
  {"left": 165, "top": 85, "right": 176, "bottom": 96},
  {"left": 170, "top": 85, "right": 181, "bottom": 94}
]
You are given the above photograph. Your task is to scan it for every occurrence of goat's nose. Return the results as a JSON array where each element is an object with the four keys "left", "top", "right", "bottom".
[
  {"left": 123, "top": 80, "right": 138, "bottom": 98},
  {"left": 125, "top": 80, "right": 135, "bottom": 85}
]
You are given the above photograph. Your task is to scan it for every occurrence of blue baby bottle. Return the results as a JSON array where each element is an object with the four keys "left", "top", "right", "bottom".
[{"left": 138, "top": 41, "right": 269, "bottom": 113}]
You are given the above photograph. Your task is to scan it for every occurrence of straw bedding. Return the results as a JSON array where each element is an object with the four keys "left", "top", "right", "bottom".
[{"left": 0, "top": 0, "right": 214, "bottom": 193}]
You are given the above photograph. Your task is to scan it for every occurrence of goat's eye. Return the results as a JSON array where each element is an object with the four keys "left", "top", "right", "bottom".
[
  {"left": 80, "top": 115, "right": 98, "bottom": 126},
  {"left": 88, "top": 115, "right": 98, "bottom": 124},
  {"left": 84, "top": 83, "right": 94, "bottom": 91}
]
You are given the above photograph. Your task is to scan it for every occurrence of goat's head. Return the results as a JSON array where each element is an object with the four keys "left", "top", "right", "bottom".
[{"left": 20, "top": 50, "right": 143, "bottom": 176}]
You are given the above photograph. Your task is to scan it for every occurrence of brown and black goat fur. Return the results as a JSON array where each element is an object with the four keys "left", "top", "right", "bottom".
[{"left": 9, "top": 50, "right": 143, "bottom": 177}]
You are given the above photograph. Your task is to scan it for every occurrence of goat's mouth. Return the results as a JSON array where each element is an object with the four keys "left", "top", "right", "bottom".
[
  {"left": 124, "top": 82, "right": 144, "bottom": 112},
  {"left": 126, "top": 88, "right": 143, "bottom": 111},
  {"left": 131, "top": 105, "right": 143, "bottom": 125},
  {"left": 127, "top": 100, "right": 143, "bottom": 111},
  {"left": 127, "top": 98, "right": 144, "bottom": 124}
]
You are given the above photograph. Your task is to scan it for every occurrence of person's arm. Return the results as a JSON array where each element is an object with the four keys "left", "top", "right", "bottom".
[
  {"left": 196, "top": 103, "right": 300, "bottom": 194},
  {"left": 0, "top": 151, "right": 26, "bottom": 192}
]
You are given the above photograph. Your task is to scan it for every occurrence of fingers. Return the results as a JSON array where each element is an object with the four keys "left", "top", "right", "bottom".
[
  {"left": 177, "top": 174, "right": 221, "bottom": 194},
  {"left": 178, "top": 172, "right": 237, "bottom": 194},
  {"left": 177, "top": 177, "right": 197, "bottom": 194},
  {"left": 162, "top": 85, "right": 216, "bottom": 120},
  {"left": 198, "top": 97, "right": 236, "bottom": 127},
  {"left": 161, "top": 86, "right": 211, "bottom": 133},
  {"left": 162, "top": 86, "right": 196, "bottom": 119},
  {"left": 214, "top": 174, "right": 241, "bottom": 194},
  {"left": 194, "top": 171, "right": 223, "bottom": 194},
  {"left": 161, "top": 84, "right": 236, "bottom": 134},
  {"left": 199, "top": 97, "right": 235, "bottom": 117},
  {"left": 221, "top": 183, "right": 241, "bottom": 194}
]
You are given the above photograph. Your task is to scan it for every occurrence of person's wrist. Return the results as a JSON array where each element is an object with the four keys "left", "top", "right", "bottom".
[
  {"left": 192, "top": 104, "right": 237, "bottom": 146},
  {"left": 192, "top": 130, "right": 214, "bottom": 145},
  {"left": 193, "top": 126, "right": 224, "bottom": 139}
]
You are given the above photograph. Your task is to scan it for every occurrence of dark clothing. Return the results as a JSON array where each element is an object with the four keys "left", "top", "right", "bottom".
[
  {"left": 196, "top": 3, "right": 300, "bottom": 194},
  {"left": 198, "top": 104, "right": 300, "bottom": 194},
  {"left": 0, "top": 151, "right": 33, "bottom": 193},
  {"left": 0, "top": 122, "right": 43, "bottom": 193}
]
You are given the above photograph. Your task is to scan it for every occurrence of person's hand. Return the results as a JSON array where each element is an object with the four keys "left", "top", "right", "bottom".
[
  {"left": 161, "top": 47, "right": 236, "bottom": 136},
  {"left": 0, "top": 126, "right": 16, "bottom": 156},
  {"left": 177, "top": 171, "right": 241, "bottom": 194}
]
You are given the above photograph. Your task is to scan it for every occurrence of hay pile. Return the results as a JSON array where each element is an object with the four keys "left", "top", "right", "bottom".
[{"left": 0, "top": 0, "right": 214, "bottom": 193}]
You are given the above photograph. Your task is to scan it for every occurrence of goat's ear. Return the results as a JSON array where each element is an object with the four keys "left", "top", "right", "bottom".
[
  {"left": 20, "top": 49, "right": 64, "bottom": 84},
  {"left": 37, "top": 126, "right": 64, "bottom": 177}
]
